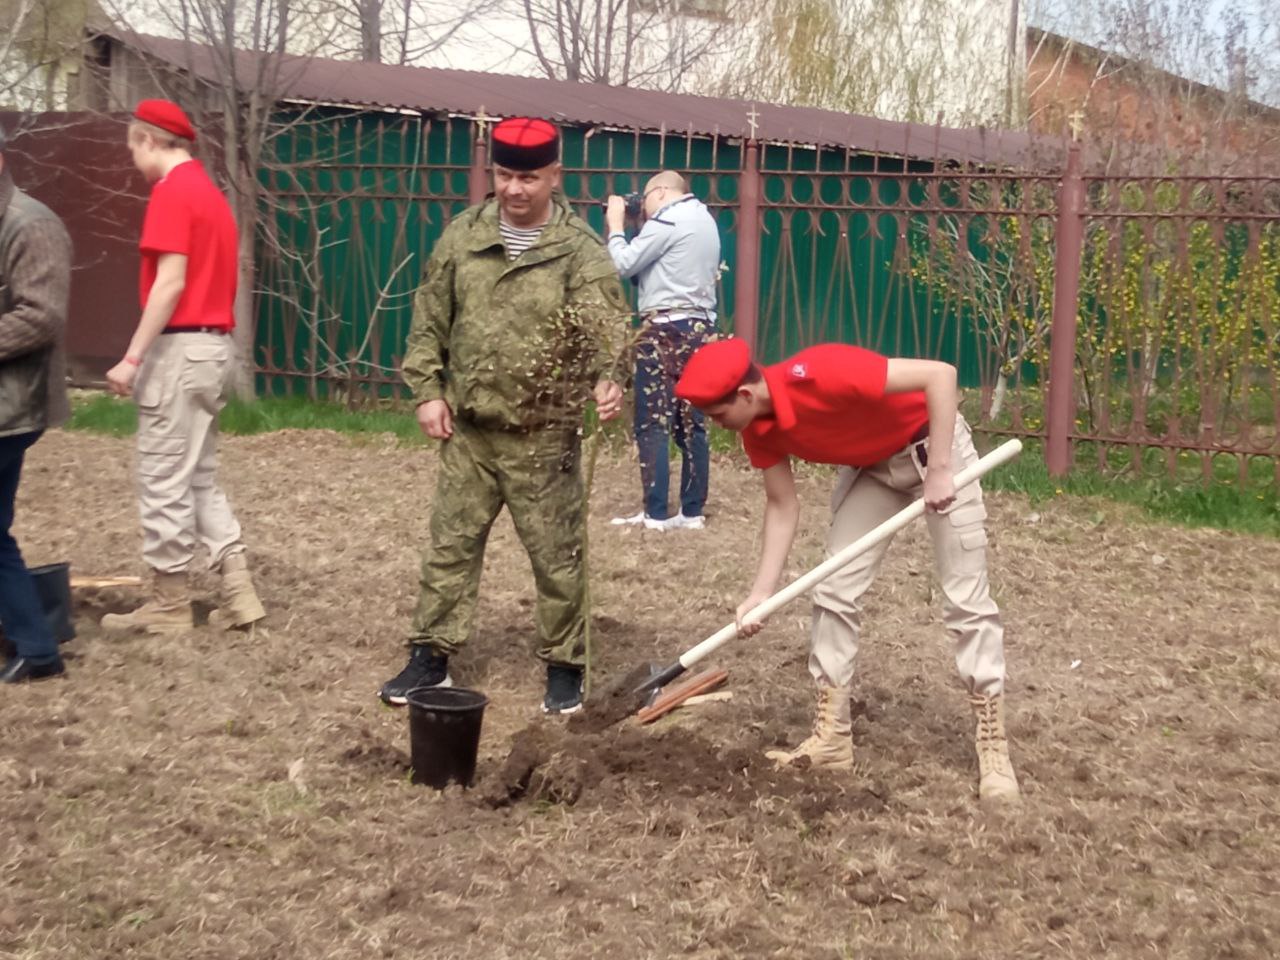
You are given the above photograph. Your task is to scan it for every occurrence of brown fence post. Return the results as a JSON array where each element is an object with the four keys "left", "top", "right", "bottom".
[
  {"left": 1046, "top": 142, "right": 1085, "bottom": 475},
  {"left": 734, "top": 139, "right": 761, "bottom": 356},
  {"left": 468, "top": 113, "right": 489, "bottom": 206}
]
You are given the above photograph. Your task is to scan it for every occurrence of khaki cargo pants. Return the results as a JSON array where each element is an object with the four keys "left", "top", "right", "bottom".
[
  {"left": 133, "top": 332, "right": 244, "bottom": 574},
  {"left": 409, "top": 417, "right": 588, "bottom": 666},
  {"left": 809, "top": 416, "right": 1006, "bottom": 696}
]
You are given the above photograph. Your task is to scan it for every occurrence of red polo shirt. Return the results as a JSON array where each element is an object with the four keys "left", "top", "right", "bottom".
[
  {"left": 139, "top": 160, "right": 238, "bottom": 331},
  {"left": 742, "top": 345, "right": 929, "bottom": 469}
]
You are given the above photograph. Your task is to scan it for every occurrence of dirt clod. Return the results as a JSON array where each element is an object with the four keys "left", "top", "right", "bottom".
[
  {"left": 479, "top": 720, "right": 872, "bottom": 819},
  {"left": 569, "top": 662, "right": 661, "bottom": 732}
]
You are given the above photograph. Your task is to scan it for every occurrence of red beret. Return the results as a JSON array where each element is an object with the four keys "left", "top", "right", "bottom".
[
  {"left": 491, "top": 117, "right": 560, "bottom": 171},
  {"left": 675, "top": 338, "right": 752, "bottom": 406},
  {"left": 133, "top": 99, "right": 196, "bottom": 142}
]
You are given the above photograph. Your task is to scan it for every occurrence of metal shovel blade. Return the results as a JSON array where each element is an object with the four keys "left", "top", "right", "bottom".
[{"left": 631, "top": 661, "right": 687, "bottom": 704}]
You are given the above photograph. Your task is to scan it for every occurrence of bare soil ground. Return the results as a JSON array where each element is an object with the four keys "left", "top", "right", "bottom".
[{"left": 3, "top": 428, "right": 1278, "bottom": 959}]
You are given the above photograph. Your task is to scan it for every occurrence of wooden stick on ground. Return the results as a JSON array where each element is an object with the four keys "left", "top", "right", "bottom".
[{"left": 70, "top": 576, "right": 145, "bottom": 589}]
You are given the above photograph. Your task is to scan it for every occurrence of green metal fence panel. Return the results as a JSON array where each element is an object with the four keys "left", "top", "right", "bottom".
[
  {"left": 253, "top": 113, "right": 994, "bottom": 398},
  {"left": 254, "top": 111, "right": 471, "bottom": 399},
  {"left": 255, "top": 116, "right": 750, "bottom": 398}
]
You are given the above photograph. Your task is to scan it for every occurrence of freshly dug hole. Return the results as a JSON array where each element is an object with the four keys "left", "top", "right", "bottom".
[{"left": 476, "top": 720, "right": 880, "bottom": 816}]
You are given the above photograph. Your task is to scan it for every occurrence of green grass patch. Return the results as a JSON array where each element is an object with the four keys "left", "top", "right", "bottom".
[
  {"left": 715, "top": 423, "right": 1279, "bottom": 535},
  {"left": 983, "top": 438, "right": 1280, "bottom": 537},
  {"left": 67, "top": 393, "right": 139, "bottom": 436},
  {"left": 218, "top": 395, "right": 424, "bottom": 443},
  {"left": 68, "top": 393, "right": 426, "bottom": 444}
]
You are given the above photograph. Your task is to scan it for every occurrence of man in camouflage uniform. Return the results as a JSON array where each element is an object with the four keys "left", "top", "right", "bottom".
[{"left": 379, "top": 118, "right": 629, "bottom": 715}]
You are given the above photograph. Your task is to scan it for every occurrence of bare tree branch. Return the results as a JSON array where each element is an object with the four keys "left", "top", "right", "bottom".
[
  {"left": 508, "top": 0, "right": 734, "bottom": 92},
  {"left": 1028, "top": 0, "right": 1280, "bottom": 173},
  {"left": 0, "top": 0, "right": 93, "bottom": 109}
]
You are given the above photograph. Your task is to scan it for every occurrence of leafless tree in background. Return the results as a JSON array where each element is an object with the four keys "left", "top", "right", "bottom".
[
  {"left": 713, "top": 0, "right": 1018, "bottom": 126},
  {"left": 1025, "top": 0, "right": 1279, "bottom": 172},
  {"left": 336, "top": 0, "right": 497, "bottom": 64},
  {"left": 514, "top": 0, "right": 734, "bottom": 90},
  {"left": 96, "top": 0, "right": 344, "bottom": 392},
  {"left": 0, "top": 0, "right": 93, "bottom": 109}
]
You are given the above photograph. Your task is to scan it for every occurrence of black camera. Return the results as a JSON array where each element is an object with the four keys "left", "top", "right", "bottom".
[{"left": 603, "top": 192, "right": 645, "bottom": 219}]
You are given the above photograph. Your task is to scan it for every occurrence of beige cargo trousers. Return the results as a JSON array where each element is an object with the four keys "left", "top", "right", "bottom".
[
  {"left": 809, "top": 416, "right": 1005, "bottom": 696},
  {"left": 133, "top": 332, "right": 245, "bottom": 573}
]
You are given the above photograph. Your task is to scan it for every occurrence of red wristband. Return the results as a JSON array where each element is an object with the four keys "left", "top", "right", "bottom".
[{"left": 123, "top": 355, "right": 142, "bottom": 367}]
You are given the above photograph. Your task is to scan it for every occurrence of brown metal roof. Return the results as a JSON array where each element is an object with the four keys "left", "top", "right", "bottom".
[{"left": 115, "top": 31, "right": 1063, "bottom": 168}]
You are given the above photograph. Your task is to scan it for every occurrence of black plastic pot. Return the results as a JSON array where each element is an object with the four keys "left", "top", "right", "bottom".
[{"left": 406, "top": 686, "right": 489, "bottom": 789}]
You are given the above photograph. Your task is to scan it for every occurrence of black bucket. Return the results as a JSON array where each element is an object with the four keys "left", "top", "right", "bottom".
[
  {"left": 406, "top": 686, "right": 489, "bottom": 789},
  {"left": 29, "top": 562, "right": 75, "bottom": 644}
]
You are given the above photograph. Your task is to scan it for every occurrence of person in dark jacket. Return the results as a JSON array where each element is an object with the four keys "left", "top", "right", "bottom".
[{"left": 0, "top": 122, "right": 73, "bottom": 685}]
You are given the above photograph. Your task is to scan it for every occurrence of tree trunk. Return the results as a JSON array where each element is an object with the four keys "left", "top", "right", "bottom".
[
  {"left": 989, "top": 374, "right": 1008, "bottom": 421},
  {"left": 229, "top": 176, "right": 259, "bottom": 398},
  {"left": 230, "top": 217, "right": 258, "bottom": 398},
  {"left": 360, "top": 0, "right": 382, "bottom": 62}
]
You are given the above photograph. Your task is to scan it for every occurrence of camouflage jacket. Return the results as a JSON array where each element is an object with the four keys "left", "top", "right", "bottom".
[{"left": 402, "top": 195, "right": 629, "bottom": 431}]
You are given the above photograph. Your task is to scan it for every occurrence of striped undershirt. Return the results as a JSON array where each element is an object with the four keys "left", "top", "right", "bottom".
[{"left": 499, "top": 218, "right": 546, "bottom": 260}]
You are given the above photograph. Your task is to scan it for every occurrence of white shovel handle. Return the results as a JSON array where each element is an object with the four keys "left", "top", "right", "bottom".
[{"left": 677, "top": 438, "right": 1022, "bottom": 670}]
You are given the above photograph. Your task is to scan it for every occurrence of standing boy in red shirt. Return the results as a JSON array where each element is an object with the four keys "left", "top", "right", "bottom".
[
  {"left": 675, "top": 338, "right": 1019, "bottom": 803},
  {"left": 101, "top": 100, "right": 265, "bottom": 634}
]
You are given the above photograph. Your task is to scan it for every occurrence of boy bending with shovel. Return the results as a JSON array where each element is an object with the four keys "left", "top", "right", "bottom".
[{"left": 674, "top": 338, "right": 1019, "bottom": 803}]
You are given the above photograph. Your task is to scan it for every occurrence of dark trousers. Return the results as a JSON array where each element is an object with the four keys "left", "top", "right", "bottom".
[
  {"left": 0, "top": 431, "right": 56, "bottom": 663},
  {"left": 633, "top": 318, "right": 711, "bottom": 520}
]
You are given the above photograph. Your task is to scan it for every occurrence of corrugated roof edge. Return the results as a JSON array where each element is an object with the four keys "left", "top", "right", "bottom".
[{"left": 105, "top": 29, "right": 1070, "bottom": 170}]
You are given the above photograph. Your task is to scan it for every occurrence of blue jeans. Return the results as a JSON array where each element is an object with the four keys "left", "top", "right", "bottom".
[
  {"left": 633, "top": 318, "right": 711, "bottom": 520},
  {"left": 0, "top": 431, "right": 57, "bottom": 663}
]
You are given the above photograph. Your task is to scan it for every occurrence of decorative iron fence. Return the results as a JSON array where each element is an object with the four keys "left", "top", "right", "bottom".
[
  {"left": 5, "top": 111, "right": 1277, "bottom": 487},
  {"left": 1067, "top": 168, "right": 1280, "bottom": 487}
]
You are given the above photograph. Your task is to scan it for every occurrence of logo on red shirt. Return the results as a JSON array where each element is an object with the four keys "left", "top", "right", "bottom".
[{"left": 789, "top": 363, "right": 809, "bottom": 379}]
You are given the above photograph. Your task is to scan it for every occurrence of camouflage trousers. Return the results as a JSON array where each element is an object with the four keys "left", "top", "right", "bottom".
[{"left": 408, "top": 417, "right": 588, "bottom": 666}]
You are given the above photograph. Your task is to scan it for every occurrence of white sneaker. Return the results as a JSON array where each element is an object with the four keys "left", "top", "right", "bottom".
[
  {"left": 613, "top": 511, "right": 682, "bottom": 532},
  {"left": 673, "top": 513, "right": 706, "bottom": 530},
  {"left": 642, "top": 515, "right": 681, "bottom": 532}
]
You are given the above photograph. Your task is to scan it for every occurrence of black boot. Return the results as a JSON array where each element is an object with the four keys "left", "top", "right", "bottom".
[
  {"left": 379, "top": 646, "right": 452, "bottom": 706},
  {"left": 1, "top": 656, "right": 66, "bottom": 684},
  {"left": 30, "top": 562, "right": 75, "bottom": 644}
]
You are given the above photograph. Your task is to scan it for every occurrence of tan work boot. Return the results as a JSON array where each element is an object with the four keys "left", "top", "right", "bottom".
[
  {"left": 101, "top": 571, "right": 194, "bottom": 635},
  {"left": 213, "top": 553, "right": 266, "bottom": 629},
  {"left": 971, "top": 693, "right": 1021, "bottom": 803},
  {"left": 765, "top": 682, "right": 854, "bottom": 770}
]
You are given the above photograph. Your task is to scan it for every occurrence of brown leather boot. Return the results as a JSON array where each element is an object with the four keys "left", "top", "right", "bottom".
[
  {"left": 971, "top": 693, "right": 1021, "bottom": 803},
  {"left": 101, "top": 571, "right": 194, "bottom": 635},
  {"left": 765, "top": 682, "right": 854, "bottom": 770},
  {"left": 213, "top": 553, "right": 266, "bottom": 629}
]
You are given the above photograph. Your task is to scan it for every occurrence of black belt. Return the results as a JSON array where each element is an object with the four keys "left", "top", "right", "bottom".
[
  {"left": 910, "top": 422, "right": 929, "bottom": 466},
  {"left": 161, "top": 326, "right": 229, "bottom": 335}
]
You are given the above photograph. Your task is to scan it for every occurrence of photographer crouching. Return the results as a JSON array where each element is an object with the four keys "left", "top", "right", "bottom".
[{"left": 606, "top": 171, "right": 721, "bottom": 532}]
